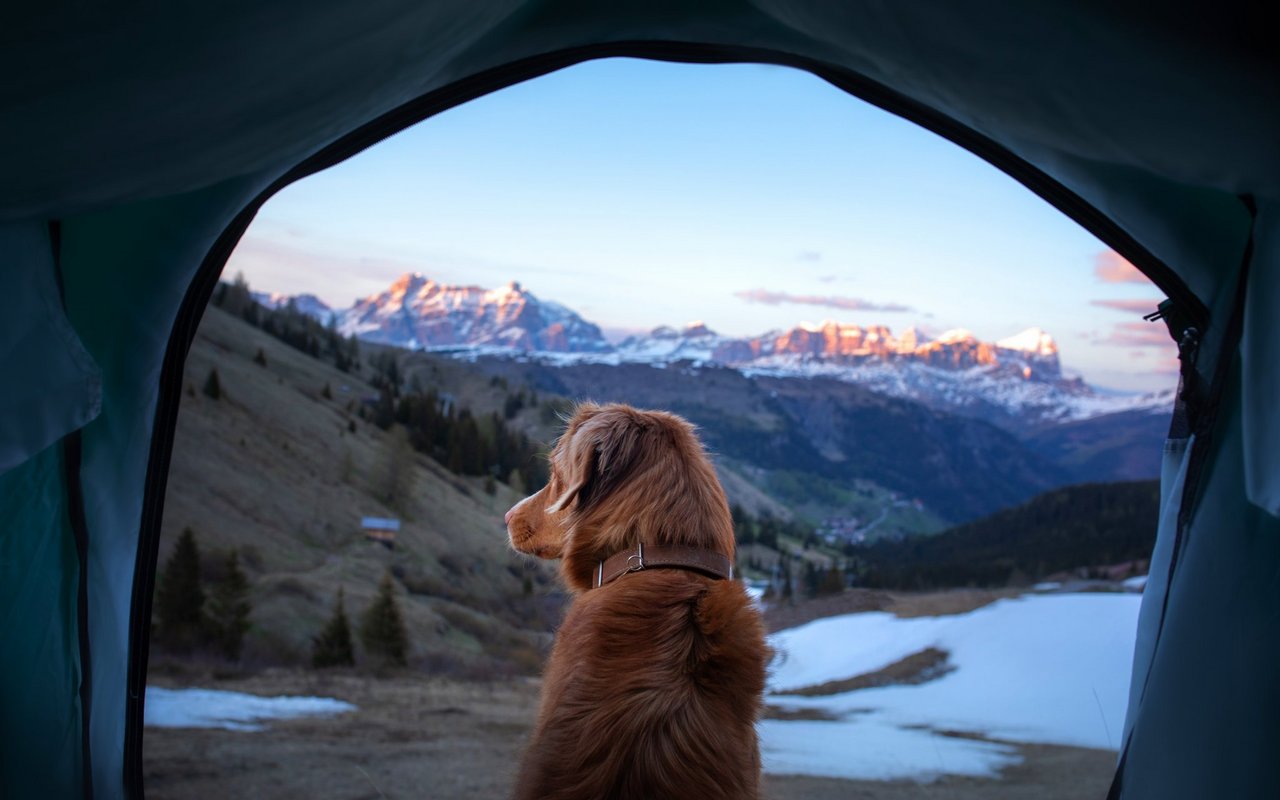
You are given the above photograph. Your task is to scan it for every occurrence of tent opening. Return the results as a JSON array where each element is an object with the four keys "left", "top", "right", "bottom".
[{"left": 141, "top": 58, "right": 1179, "bottom": 797}]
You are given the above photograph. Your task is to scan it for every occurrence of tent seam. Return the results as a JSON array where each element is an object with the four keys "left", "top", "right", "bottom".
[{"left": 51, "top": 218, "right": 96, "bottom": 800}]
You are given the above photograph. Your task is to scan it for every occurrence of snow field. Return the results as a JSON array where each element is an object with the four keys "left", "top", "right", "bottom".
[{"left": 760, "top": 593, "right": 1141, "bottom": 781}]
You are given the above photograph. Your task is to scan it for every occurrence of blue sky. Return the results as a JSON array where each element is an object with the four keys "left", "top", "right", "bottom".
[{"left": 226, "top": 58, "right": 1175, "bottom": 392}]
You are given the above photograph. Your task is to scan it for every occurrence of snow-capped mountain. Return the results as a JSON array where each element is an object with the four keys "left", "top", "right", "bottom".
[
  {"left": 259, "top": 275, "right": 1168, "bottom": 427},
  {"left": 334, "top": 274, "right": 610, "bottom": 353},
  {"left": 608, "top": 320, "right": 1167, "bottom": 426},
  {"left": 251, "top": 291, "right": 335, "bottom": 324}
]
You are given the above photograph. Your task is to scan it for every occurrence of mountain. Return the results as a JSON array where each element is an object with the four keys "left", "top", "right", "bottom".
[
  {"left": 251, "top": 290, "right": 335, "bottom": 324},
  {"left": 610, "top": 321, "right": 1166, "bottom": 430},
  {"left": 335, "top": 273, "right": 610, "bottom": 353},
  {"left": 438, "top": 355, "right": 1071, "bottom": 524},
  {"left": 1024, "top": 406, "right": 1171, "bottom": 483},
  {"left": 266, "top": 276, "right": 1168, "bottom": 430}
]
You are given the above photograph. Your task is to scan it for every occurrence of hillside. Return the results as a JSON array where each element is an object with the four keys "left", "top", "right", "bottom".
[
  {"left": 852, "top": 481, "right": 1159, "bottom": 590},
  {"left": 439, "top": 357, "right": 1066, "bottom": 524},
  {"left": 156, "top": 305, "right": 560, "bottom": 675},
  {"left": 1024, "top": 407, "right": 1169, "bottom": 483}
]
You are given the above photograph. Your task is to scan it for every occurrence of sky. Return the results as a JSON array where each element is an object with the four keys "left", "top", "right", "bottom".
[{"left": 225, "top": 58, "right": 1175, "bottom": 392}]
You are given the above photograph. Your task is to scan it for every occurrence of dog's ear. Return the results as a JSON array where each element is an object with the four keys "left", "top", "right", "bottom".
[{"left": 545, "top": 406, "right": 646, "bottom": 515}]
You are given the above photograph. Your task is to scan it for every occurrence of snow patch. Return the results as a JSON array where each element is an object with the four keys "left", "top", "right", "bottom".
[
  {"left": 145, "top": 687, "right": 356, "bottom": 732},
  {"left": 760, "top": 594, "right": 1140, "bottom": 781},
  {"left": 760, "top": 718, "right": 1022, "bottom": 781},
  {"left": 997, "top": 327, "right": 1058, "bottom": 356}
]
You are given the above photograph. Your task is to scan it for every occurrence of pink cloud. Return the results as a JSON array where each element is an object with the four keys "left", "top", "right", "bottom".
[
  {"left": 1101, "top": 321, "right": 1173, "bottom": 348},
  {"left": 1094, "top": 251, "right": 1152, "bottom": 285},
  {"left": 734, "top": 288, "right": 912, "bottom": 313},
  {"left": 226, "top": 233, "right": 423, "bottom": 305},
  {"left": 1091, "top": 298, "right": 1161, "bottom": 314}
]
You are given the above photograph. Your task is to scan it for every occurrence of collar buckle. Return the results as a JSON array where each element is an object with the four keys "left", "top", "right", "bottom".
[{"left": 625, "top": 542, "right": 645, "bottom": 573}]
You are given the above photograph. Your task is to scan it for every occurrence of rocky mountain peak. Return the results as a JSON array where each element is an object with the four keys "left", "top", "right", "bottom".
[{"left": 336, "top": 275, "right": 609, "bottom": 353}]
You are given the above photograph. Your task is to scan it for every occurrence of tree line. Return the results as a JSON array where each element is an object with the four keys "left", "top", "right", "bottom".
[
  {"left": 208, "top": 273, "right": 549, "bottom": 493},
  {"left": 152, "top": 527, "right": 252, "bottom": 660},
  {"left": 211, "top": 273, "right": 360, "bottom": 373},
  {"left": 154, "top": 527, "right": 412, "bottom": 668},
  {"left": 729, "top": 504, "right": 817, "bottom": 551},
  {"left": 848, "top": 480, "right": 1160, "bottom": 590},
  {"left": 365, "top": 353, "right": 548, "bottom": 492}
]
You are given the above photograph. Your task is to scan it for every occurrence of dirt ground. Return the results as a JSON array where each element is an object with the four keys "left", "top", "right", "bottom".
[
  {"left": 145, "top": 669, "right": 1117, "bottom": 800},
  {"left": 763, "top": 587, "right": 1022, "bottom": 632}
]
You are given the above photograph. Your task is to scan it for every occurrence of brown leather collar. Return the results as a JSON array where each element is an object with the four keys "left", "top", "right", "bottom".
[{"left": 593, "top": 542, "right": 734, "bottom": 589}]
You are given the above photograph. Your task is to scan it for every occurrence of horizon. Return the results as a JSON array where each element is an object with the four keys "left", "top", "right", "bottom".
[{"left": 224, "top": 58, "right": 1176, "bottom": 393}]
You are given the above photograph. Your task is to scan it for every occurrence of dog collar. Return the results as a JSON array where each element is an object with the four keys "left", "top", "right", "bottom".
[{"left": 594, "top": 542, "right": 734, "bottom": 588}]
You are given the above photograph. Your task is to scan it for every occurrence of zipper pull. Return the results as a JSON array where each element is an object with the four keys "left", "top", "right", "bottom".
[{"left": 1152, "top": 298, "right": 1202, "bottom": 438}]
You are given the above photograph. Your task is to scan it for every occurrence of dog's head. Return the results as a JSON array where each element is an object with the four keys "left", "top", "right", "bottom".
[{"left": 505, "top": 402, "right": 735, "bottom": 592}]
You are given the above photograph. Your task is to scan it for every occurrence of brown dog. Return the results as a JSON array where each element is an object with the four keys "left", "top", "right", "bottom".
[{"left": 506, "top": 402, "right": 767, "bottom": 800}]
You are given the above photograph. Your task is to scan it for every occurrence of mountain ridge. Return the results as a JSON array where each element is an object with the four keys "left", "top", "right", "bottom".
[{"left": 266, "top": 273, "right": 1171, "bottom": 429}]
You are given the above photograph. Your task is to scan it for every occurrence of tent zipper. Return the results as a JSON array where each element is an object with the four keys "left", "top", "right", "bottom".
[{"left": 1147, "top": 298, "right": 1201, "bottom": 440}]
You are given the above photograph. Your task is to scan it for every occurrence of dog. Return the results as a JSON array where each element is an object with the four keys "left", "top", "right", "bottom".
[{"left": 505, "top": 402, "right": 767, "bottom": 800}]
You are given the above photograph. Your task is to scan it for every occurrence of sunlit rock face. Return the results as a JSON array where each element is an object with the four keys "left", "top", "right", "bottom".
[
  {"left": 336, "top": 274, "right": 611, "bottom": 353},
  {"left": 265, "top": 275, "right": 1161, "bottom": 427}
]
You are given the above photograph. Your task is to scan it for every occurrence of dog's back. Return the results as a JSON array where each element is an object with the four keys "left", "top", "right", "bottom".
[
  {"left": 515, "top": 570, "right": 766, "bottom": 800},
  {"left": 506, "top": 404, "right": 768, "bottom": 799}
]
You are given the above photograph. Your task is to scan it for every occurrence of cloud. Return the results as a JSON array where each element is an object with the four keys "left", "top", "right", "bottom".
[
  {"left": 734, "top": 288, "right": 913, "bottom": 313},
  {"left": 225, "top": 233, "right": 425, "bottom": 306},
  {"left": 796, "top": 251, "right": 823, "bottom": 263},
  {"left": 817, "top": 274, "right": 838, "bottom": 283},
  {"left": 1094, "top": 251, "right": 1152, "bottom": 284},
  {"left": 1090, "top": 298, "right": 1161, "bottom": 314},
  {"left": 1097, "top": 321, "right": 1173, "bottom": 348}
]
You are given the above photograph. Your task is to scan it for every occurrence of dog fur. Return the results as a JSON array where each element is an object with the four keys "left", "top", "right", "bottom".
[{"left": 506, "top": 402, "right": 767, "bottom": 800}]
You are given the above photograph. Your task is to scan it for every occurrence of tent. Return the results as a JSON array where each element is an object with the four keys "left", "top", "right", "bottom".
[{"left": 1, "top": 3, "right": 1276, "bottom": 798}]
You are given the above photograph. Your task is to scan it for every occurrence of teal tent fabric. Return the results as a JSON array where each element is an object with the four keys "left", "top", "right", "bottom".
[
  {"left": 0, "top": 445, "right": 85, "bottom": 798},
  {"left": 0, "top": 222, "right": 101, "bottom": 472},
  {"left": 0, "top": 3, "right": 1276, "bottom": 798}
]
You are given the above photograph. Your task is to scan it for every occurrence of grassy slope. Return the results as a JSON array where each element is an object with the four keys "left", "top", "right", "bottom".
[{"left": 158, "top": 306, "right": 559, "bottom": 674}]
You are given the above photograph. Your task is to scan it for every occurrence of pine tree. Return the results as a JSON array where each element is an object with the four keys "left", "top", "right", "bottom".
[
  {"left": 155, "top": 527, "right": 206, "bottom": 652},
  {"left": 206, "top": 550, "right": 252, "bottom": 661},
  {"left": 253, "top": 347, "right": 267, "bottom": 367},
  {"left": 360, "top": 572, "right": 409, "bottom": 667},
  {"left": 202, "top": 367, "right": 222, "bottom": 400},
  {"left": 312, "top": 588, "right": 356, "bottom": 668},
  {"left": 379, "top": 427, "right": 413, "bottom": 512}
]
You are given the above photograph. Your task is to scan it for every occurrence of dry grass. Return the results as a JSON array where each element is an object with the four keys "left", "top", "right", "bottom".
[
  {"left": 158, "top": 307, "right": 560, "bottom": 675},
  {"left": 765, "top": 588, "right": 1020, "bottom": 632},
  {"left": 774, "top": 647, "right": 953, "bottom": 697}
]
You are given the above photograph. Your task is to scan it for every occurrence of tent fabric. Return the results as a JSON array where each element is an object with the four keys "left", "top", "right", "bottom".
[
  {"left": 0, "top": 222, "right": 101, "bottom": 472},
  {"left": 1122, "top": 434, "right": 1193, "bottom": 744},
  {"left": 0, "top": 445, "right": 85, "bottom": 799},
  {"left": 1120, "top": 364, "right": 1280, "bottom": 798},
  {"left": 58, "top": 178, "right": 271, "bottom": 796},
  {"left": 1241, "top": 199, "right": 1280, "bottom": 515},
  {"left": 0, "top": 3, "right": 1277, "bottom": 798}
]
